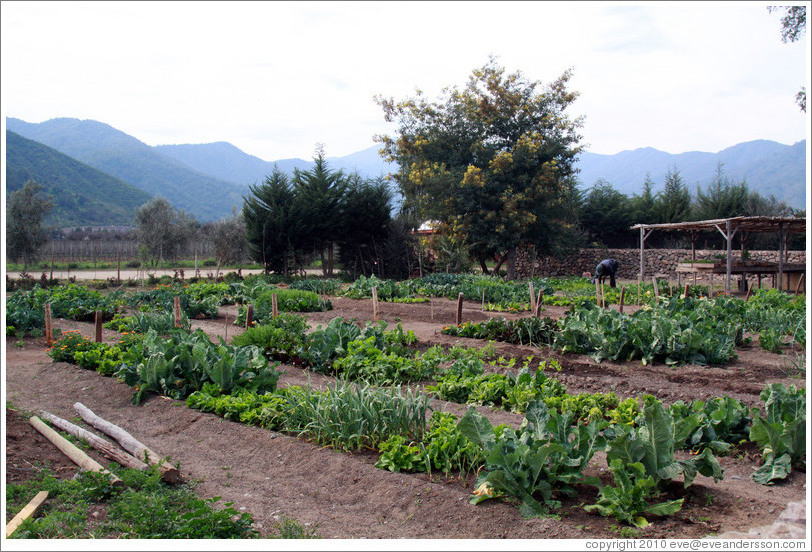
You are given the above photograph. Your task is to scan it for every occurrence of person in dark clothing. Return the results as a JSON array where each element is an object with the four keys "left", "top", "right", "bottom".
[{"left": 592, "top": 259, "right": 619, "bottom": 288}]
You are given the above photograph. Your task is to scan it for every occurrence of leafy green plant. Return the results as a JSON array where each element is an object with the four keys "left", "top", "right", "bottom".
[
  {"left": 669, "top": 396, "right": 753, "bottom": 452},
  {"left": 584, "top": 459, "right": 684, "bottom": 528},
  {"left": 604, "top": 400, "right": 724, "bottom": 491},
  {"left": 749, "top": 383, "right": 806, "bottom": 484},
  {"left": 458, "top": 401, "right": 606, "bottom": 517},
  {"left": 231, "top": 313, "right": 308, "bottom": 363}
]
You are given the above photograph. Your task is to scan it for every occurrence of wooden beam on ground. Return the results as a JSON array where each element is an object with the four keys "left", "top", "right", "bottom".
[
  {"left": 38, "top": 410, "right": 149, "bottom": 473},
  {"left": 28, "top": 417, "right": 124, "bottom": 488},
  {"left": 6, "top": 490, "right": 49, "bottom": 537},
  {"left": 73, "top": 403, "right": 180, "bottom": 484}
]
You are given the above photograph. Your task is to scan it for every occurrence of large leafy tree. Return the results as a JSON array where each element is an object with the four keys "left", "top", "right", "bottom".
[
  {"left": 376, "top": 59, "right": 583, "bottom": 277},
  {"left": 335, "top": 175, "right": 393, "bottom": 278},
  {"left": 6, "top": 180, "right": 53, "bottom": 269}
]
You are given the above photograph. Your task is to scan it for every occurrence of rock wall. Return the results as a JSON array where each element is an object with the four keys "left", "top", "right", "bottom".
[{"left": 515, "top": 247, "right": 806, "bottom": 281}]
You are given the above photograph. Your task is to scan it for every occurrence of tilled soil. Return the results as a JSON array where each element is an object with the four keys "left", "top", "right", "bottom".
[{"left": 4, "top": 295, "right": 808, "bottom": 541}]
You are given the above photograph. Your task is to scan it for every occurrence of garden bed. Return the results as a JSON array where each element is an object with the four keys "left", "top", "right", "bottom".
[{"left": 5, "top": 294, "right": 806, "bottom": 540}]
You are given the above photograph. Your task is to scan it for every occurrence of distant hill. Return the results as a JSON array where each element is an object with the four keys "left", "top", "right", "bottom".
[
  {"left": 575, "top": 140, "right": 807, "bottom": 209},
  {"left": 154, "top": 143, "right": 396, "bottom": 187},
  {"left": 5, "top": 130, "right": 153, "bottom": 227},
  {"left": 6, "top": 118, "right": 249, "bottom": 222}
]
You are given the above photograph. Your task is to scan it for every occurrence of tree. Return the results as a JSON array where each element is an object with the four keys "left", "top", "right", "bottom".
[
  {"left": 135, "top": 197, "right": 198, "bottom": 266},
  {"left": 6, "top": 180, "right": 53, "bottom": 269},
  {"left": 630, "top": 174, "right": 659, "bottom": 225},
  {"left": 335, "top": 175, "right": 393, "bottom": 278},
  {"left": 376, "top": 58, "right": 583, "bottom": 278},
  {"left": 291, "top": 147, "right": 350, "bottom": 277},
  {"left": 578, "top": 179, "right": 635, "bottom": 248},
  {"left": 693, "top": 163, "right": 750, "bottom": 220},
  {"left": 205, "top": 209, "right": 247, "bottom": 277},
  {"left": 242, "top": 167, "right": 301, "bottom": 275},
  {"left": 656, "top": 168, "right": 691, "bottom": 224},
  {"left": 768, "top": 5, "right": 807, "bottom": 112}
]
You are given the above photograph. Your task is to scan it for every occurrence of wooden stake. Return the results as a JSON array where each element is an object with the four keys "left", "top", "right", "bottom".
[
  {"left": 529, "top": 282, "right": 536, "bottom": 314},
  {"left": 652, "top": 277, "right": 659, "bottom": 299},
  {"left": 372, "top": 287, "right": 379, "bottom": 321},
  {"left": 794, "top": 272, "right": 804, "bottom": 296},
  {"left": 481, "top": 289, "right": 485, "bottom": 312},
  {"left": 174, "top": 296, "right": 182, "bottom": 328},
  {"left": 600, "top": 283, "right": 606, "bottom": 308},
  {"left": 245, "top": 304, "right": 254, "bottom": 328},
  {"left": 456, "top": 292, "right": 464, "bottom": 325},
  {"left": 6, "top": 491, "right": 49, "bottom": 537},
  {"left": 595, "top": 280, "right": 602, "bottom": 308},
  {"left": 684, "top": 283, "right": 690, "bottom": 299},
  {"left": 745, "top": 285, "right": 753, "bottom": 302},
  {"left": 44, "top": 302, "right": 53, "bottom": 347},
  {"left": 28, "top": 416, "right": 124, "bottom": 487},
  {"left": 272, "top": 293, "right": 278, "bottom": 318},
  {"left": 619, "top": 286, "right": 626, "bottom": 314},
  {"left": 94, "top": 310, "right": 103, "bottom": 343},
  {"left": 74, "top": 403, "right": 180, "bottom": 484},
  {"left": 38, "top": 410, "right": 149, "bottom": 473},
  {"left": 534, "top": 290, "right": 543, "bottom": 317}
]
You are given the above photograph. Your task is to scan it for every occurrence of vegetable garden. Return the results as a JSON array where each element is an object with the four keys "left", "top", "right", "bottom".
[{"left": 5, "top": 272, "right": 807, "bottom": 540}]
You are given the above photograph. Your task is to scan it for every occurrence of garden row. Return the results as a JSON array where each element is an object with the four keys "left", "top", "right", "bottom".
[{"left": 44, "top": 302, "right": 805, "bottom": 528}]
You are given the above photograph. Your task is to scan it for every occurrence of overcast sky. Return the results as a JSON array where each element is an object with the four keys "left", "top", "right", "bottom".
[{"left": 2, "top": 1, "right": 809, "bottom": 161}]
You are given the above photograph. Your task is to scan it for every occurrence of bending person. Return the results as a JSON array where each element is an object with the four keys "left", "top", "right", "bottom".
[{"left": 592, "top": 258, "right": 619, "bottom": 288}]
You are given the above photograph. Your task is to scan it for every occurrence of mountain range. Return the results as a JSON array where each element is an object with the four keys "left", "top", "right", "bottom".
[{"left": 5, "top": 116, "right": 807, "bottom": 227}]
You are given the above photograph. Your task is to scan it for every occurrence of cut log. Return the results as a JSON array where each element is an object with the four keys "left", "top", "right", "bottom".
[
  {"left": 28, "top": 417, "right": 124, "bottom": 488},
  {"left": 73, "top": 402, "right": 180, "bottom": 484},
  {"left": 38, "top": 410, "right": 149, "bottom": 473},
  {"left": 6, "top": 490, "right": 49, "bottom": 537}
]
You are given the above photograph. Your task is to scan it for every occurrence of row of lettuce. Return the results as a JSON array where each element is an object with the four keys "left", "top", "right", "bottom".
[{"left": 44, "top": 304, "right": 805, "bottom": 528}]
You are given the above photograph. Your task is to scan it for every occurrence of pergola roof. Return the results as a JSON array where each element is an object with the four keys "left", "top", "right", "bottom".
[{"left": 630, "top": 216, "right": 806, "bottom": 234}]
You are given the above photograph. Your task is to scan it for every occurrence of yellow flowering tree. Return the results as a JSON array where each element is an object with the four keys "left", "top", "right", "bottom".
[{"left": 375, "top": 58, "right": 583, "bottom": 277}]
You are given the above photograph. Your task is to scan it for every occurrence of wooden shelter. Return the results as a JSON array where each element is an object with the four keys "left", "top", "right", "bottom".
[{"left": 630, "top": 216, "right": 806, "bottom": 294}]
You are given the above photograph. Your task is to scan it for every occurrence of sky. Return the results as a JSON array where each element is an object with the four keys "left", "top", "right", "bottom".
[{"left": 1, "top": 0, "right": 810, "bottom": 162}]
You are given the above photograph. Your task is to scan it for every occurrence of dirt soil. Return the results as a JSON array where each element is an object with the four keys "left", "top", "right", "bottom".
[{"left": 4, "top": 294, "right": 808, "bottom": 541}]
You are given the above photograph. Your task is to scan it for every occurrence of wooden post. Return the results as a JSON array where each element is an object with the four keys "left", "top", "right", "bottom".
[
  {"left": 456, "top": 292, "right": 464, "bottom": 325},
  {"left": 73, "top": 403, "right": 180, "bottom": 484},
  {"left": 28, "top": 416, "right": 124, "bottom": 487},
  {"left": 595, "top": 280, "right": 602, "bottom": 308},
  {"left": 619, "top": 286, "right": 626, "bottom": 314},
  {"left": 652, "top": 277, "right": 659, "bottom": 299},
  {"left": 44, "top": 303, "right": 53, "bottom": 347},
  {"left": 372, "top": 287, "right": 379, "bottom": 321},
  {"left": 534, "top": 290, "right": 543, "bottom": 317},
  {"left": 94, "top": 310, "right": 103, "bottom": 343},
  {"left": 38, "top": 410, "right": 149, "bottom": 473},
  {"left": 272, "top": 293, "right": 278, "bottom": 318},
  {"left": 481, "top": 289, "right": 485, "bottom": 312},
  {"left": 529, "top": 282, "right": 536, "bottom": 314},
  {"left": 224, "top": 313, "right": 229, "bottom": 341},
  {"left": 745, "top": 285, "right": 753, "bottom": 302},
  {"left": 117, "top": 242, "right": 121, "bottom": 282},
  {"left": 600, "top": 282, "right": 606, "bottom": 308},
  {"left": 795, "top": 272, "right": 804, "bottom": 295},
  {"left": 6, "top": 491, "right": 49, "bottom": 537},
  {"left": 245, "top": 305, "right": 254, "bottom": 328},
  {"left": 684, "top": 283, "right": 690, "bottom": 299},
  {"left": 174, "top": 296, "right": 182, "bottom": 328}
]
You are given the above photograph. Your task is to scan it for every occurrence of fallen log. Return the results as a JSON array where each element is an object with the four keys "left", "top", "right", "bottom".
[
  {"left": 38, "top": 410, "right": 149, "bottom": 473},
  {"left": 28, "top": 416, "right": 124, "bottom": 488},
  {"left": 73, "top": 402, "right": 181, "bottom": 484},
  {"left": 6, "top": 490, "right": 49, "bottom": 537}
]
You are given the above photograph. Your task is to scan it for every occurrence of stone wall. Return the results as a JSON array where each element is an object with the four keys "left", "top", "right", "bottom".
[{"left": 515, "top": 247, "right": 806, "bottom": 281}]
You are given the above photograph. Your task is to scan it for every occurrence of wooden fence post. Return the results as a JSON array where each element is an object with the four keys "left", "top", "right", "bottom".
[
  {"left": 529, "top": 282, "right": 536, "bottom": 314},
  {"left": 94, "top": 311, "right": 103, "bottom": 343},
  {"left": 173, "top": 296, "right": 182, "bottom": 328},
  {"left": 619, "top": 286, "right": 626, "bottom": 314},
  {"left": 44, "top": 303, "right": 53, "bottom": 347},
  {"left": 272, "top": 293, "right": 278, "bottom": 318},
  {"left": 372, "top": 287, "right": 379, "bottom": 321},
  {"left": 245, "top": 305, "right": 254, "bottom": 328},
  {"left": 456, "top": 292, "right": 464, "bottom": 325}
]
